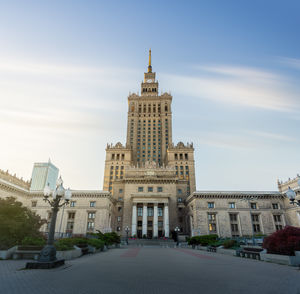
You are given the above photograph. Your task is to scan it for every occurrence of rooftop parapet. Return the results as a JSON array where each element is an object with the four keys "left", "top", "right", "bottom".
[
  {"left": 0, "top": 169, "right": 31, "bottom": 189},
  {"left": 278, "top": 174, "right": 300, "bottom": 193},
  {"left": 169, "top": 142, "right": 194, "bottom": 150}
]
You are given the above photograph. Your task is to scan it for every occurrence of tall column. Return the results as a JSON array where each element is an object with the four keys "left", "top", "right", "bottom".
[
  {"left": 190, "top": 215, "right": 194, "bottom": 237},
  {"left": 131, "top": 204, "right": 137, "bottom": 237},
  {"left": 153, "top": 204, "right": 158, "bottom": 237},
  {"left": 142, "top": 204, "right": 147, "bottom": 237},
  {"left": 164, "top": 204, "right": 169, "bottom": 238}
]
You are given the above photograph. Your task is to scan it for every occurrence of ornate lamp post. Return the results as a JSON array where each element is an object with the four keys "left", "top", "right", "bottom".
[
  {"left": 26, "top": 176, "right": 72, "bottom": 269},
  {"left": 125, "top": 226, "right": 130, "bottom": 245},
  {"left": 286, "top": 180, "right": 300, "bottom": 206},
  {"left": 174, "top": 226, "right": 180, "bottom": 246}
]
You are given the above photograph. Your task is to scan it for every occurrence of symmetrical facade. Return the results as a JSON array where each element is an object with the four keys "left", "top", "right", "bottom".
[
  {"left": 103, "top": 51, "right": 195, "bottom": 237},
  {"left": 0, "top": 52, "right": 299, "bottom": 239}
]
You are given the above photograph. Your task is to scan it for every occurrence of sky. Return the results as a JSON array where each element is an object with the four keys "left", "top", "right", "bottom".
[{"left": 0, "top": 0, "right": 299, "bottom": 191}]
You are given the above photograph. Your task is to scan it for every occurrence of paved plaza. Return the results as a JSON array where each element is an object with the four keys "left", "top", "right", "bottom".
[{"left": 1, "top": 247, "right": 300, "bottom": 294}]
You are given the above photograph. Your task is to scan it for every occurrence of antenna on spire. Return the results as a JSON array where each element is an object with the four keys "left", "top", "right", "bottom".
[{"left": 148, "top": 49, "right": 152, "bottom": 73}]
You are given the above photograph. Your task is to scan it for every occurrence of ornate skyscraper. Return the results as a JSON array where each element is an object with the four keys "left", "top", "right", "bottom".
[{"left": 103, "top": 51, "right": 196, "bottom": 237}]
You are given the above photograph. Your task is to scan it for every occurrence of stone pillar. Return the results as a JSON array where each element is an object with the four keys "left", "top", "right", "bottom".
[
  {"left": 190, "top": 215, "right": 194, "bottom": 237},
  {"left": 142, "top": 204, "right": 147, "bottom": 237},
  {"left": 164, "top": 204, "right": 169, "bottom": 238},
  {"left": 131, "top": 204, "right": 137, "bottom": 237},
  {"left": 153, "top": 204, "right": 158, "bottom": 238}
]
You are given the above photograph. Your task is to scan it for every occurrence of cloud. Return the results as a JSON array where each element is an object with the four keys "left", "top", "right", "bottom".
[
  {"left": 193, "top": 129, "right": 298, "bottom": 151},
  {"left": 279, "top": 57, "right": 300, "bottom": 70},
  {"left": 163, "top": 65, "right": 300, "bottom": 112}
]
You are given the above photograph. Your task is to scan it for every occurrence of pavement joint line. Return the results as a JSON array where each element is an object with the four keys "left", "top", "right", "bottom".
[
  {"left": 173, "top": 248, "right": 216, "bottom": 260},
  {"left": 120, "top": 247, "right": 141, "bottom": 257}
]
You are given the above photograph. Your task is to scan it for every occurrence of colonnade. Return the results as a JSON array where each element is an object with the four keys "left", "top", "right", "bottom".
[{"left": 131, "top": 203, "right": 169, "bottom": 238}]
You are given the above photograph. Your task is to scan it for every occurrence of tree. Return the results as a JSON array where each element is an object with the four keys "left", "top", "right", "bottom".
[{"left": 0, "top": 197, "right": 45, "bottom": 249}]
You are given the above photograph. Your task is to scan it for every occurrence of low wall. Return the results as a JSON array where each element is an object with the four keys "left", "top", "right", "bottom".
[
  {"left": 216, "top": 248, "right": 236, "bottom": 256},
  {"left": 0, "top": 246, "right": 17, "bottom": 259},
  {"left": 56, "top": 246, "right": 82, "bottom": 260},
  {"left": 261, "top": 252, "right": 300, "bottom": 266}
]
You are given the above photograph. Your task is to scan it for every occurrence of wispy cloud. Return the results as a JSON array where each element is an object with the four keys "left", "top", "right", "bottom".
[
  {"left": 163, "top": 65, "right": 300, "bottom": 112},
  {"left": 279, "top": 57, "right": 300, "bottom": 70}
]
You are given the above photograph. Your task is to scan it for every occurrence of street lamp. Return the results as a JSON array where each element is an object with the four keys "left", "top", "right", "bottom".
[
  {"left": 26, "top": 176, "right": 72, "bottom": 269},
  {"left": 174, "top": 226, "right": 180, "bottom": 246},
  {"left": 125, "top": 226, "right": 130, "bottom": 245},
  {"left": 286, "top": 180, "right": 300, "bottom": 206}
]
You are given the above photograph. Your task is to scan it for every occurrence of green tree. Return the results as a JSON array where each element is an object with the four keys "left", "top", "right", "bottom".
[{"left": 0, "top": 197, "right": 45, "bottom": 249}]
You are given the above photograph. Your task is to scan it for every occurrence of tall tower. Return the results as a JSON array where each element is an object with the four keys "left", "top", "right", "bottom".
[
  {"left": 126, "top": 49, "right": 173, "bottom": 166},
  {"left": 30, "top": 160, "right": 59, "bottom": 191}
]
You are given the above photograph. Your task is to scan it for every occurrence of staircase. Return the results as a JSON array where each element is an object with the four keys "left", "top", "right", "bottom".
[{"left": 127, "top": 239, "right": 177, "bottom": 248}]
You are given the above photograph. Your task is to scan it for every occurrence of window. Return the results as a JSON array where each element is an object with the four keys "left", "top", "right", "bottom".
[
  {"left": 229, "top": 202, "right": 235, "bottom": 209},
  {"left": 118, "top": 207, "right": 122, "bottom": 212},
  {"left": 250, "top": 203, "right": 257, "bottom": 209},
  {"left": 209, "top": 223, "right": 217, "bottom": 232},
  {"left": 272, "top": 203, "right": 279, "bottom": 209},
  {"left": 147, "top": 207, "right": 154, "bottom": 217},
  {"left": 118, "top": 189, "right": 123, "bottom": 193},
  {"left": 68, "top": 212, "right": 75, "bottom": 219},
  {"left": 117, "top": 216, "right": 121, "bottom": 222},
  {"left": 158, "top": 221, "right": 163, "bottom": 227},
  {"left": 137, "top": 220, "right": 142, "bottom": 226},
  {"left": 87, "top": 222, "right": 94, "bottom": 230},
  {"left": 178, "top": 189, "right": 182, "bottom": 194},
  {"left": 137, "top": 207, "right": 143, "bottom": 216},
  {"left": 88, "top": 212, "right": 95, "bottom": 219},
  {"left": 148, "top": 187, "right": 153, "bottom": 192},
  {"left": 276, "top": 225, "right": 283, "bottom": 231},
  {"left": 31, "top": 201, "right": 37, "bottom": 207},
  {"left": 231, "top": 224, "right": 239, "bottom": 232},
  {"left": 251, "top": 214, "right": 259, "bottom": 222},
  {"left": 208, "top": 213, "right": 216, "bottom": 221},
  {"left": 117, "top": 226, "right": 121, "bottom": 231},
  {"left": 229, "top": 214, "right": 237, "bottom": 222},
  {"left": 158, "top": 207, "right": 163, "bottom": 216},
  {"left": 70, "top": 201, "right": 76, "bottom": 207},
  {"left": 66, "top": 222, "right": 74, "bottom": 231},
  {"left": 157, "top": 187, "right": 163, "bottom": 192},
  {"left": 208, "top": 202, "right": 215, "bottom": 209},
  {"left": 178, "top": 197, "right": 183, "bottom": 203},
  {"left": 118, "top": 197, "right": 123, "bottom": 201},
  {"left": 90, "top": 201, "right": 96, "bottom": 207},
  {"left": 148, "top": 221, "right": 153, "bottom": 227},
  {"left": 253, "top": 224, "right": 261, "bottom": 233},
  {"left": 138, "top": 187, "right": 144, "bottom": 192},
  {"left": 273, "top": 215, "right": 282, "bottom": 222}
]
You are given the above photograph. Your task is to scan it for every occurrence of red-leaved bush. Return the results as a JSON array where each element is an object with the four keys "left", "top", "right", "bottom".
[{"left": 263, "top": 226, "right": 300, "bottom": 256}]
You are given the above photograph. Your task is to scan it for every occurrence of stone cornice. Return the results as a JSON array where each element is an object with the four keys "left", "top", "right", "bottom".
[{"left": 186, "top": 191, "right": 283, "bottom": 203}]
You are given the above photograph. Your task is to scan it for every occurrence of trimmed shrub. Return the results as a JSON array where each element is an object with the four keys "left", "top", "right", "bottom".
[
  {"left": 96, "top": 231, "right": 121, "bottom": 245},
  {"left": 263, "top": 226, "right": 300, "bottom": 256},
  {"left": 54, "top": 237, "right": 88, "bottom": 251},
  {"left": 87, "top": 239, "right": 105, "bottom": 250},
  {"left": 223, "top": 240, "right": 237, "bottom": 249},
  {"left": 55, "top": 239, "right": 74, "bottom": 251},
  {"left": 21, "top": 236, "right": 46, "bottom": 246},
  {"left": 188, "top": 235, "right": 218, "bottom": 246}
]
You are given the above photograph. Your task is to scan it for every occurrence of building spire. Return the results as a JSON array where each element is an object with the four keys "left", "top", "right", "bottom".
[{"left": 148, "top": 49, "right": 152, "bottom": 73}]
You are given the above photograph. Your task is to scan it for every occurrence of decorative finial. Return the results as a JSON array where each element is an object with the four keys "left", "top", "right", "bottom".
[{"left": 148, "top": 49, "right": 152, "bottom": 73}]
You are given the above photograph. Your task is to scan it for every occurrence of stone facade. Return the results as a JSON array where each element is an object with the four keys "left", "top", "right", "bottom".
[
  {"left": 0, "top": 52, "right": 299, "bottom": 239},
  {"left": 0, "top": 172, "right": 114, "bottom": 236},
  {"left": 103, "top": 51, "right": 195, "bottom": 237}
]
